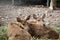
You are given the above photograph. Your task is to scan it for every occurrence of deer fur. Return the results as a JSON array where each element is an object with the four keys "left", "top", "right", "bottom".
[
  {"left": 58, "top": 34, "right": 60, "bottom": 40},
  {"left": 7, "top": 22, "right": 32, "bottom": 40}
]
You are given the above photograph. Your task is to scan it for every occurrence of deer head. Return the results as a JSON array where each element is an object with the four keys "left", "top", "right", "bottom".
[
  {"left": 16, "top": 15, "right": 31, "bottom": 31},
  {"left": 27, "top": 14, "right": 46, "bottom": 27}
]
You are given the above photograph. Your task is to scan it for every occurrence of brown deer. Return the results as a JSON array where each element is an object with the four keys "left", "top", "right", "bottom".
[
  {"left": 7, "top": 22, "right": 32, "bottom": 40},
  {"left": 28, "top": 14, "right": 59, "bottom": 38},
  {"left": 16, "top": 14, "right": 59, "bottom": 39},
  {"left": 58, "top": 34, "right": 60, "bottom": 40}
]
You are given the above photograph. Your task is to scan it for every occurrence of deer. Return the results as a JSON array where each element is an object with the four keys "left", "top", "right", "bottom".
[
  {"left": 58, "top": 34, "right": 60, "bottom": 40},
  {"left": 16, "top": 14, "right": 59, "bottom": 39},
  {"left": 7, "top": 22, "right": 33, "bottom": 40}
]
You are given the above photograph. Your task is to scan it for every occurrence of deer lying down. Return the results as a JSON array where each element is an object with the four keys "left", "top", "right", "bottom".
[
  {"left": 16, "top": 14, "right": 59, "bottom": 39},
  {"left": 27, "top": 14, "right": 59, "bottom": 38},
  {"left": 7, "top": 22, "right": 32, "bottom": 40},
  {"left": 58, "top": 34, "right": 60, "bottom": 40}
]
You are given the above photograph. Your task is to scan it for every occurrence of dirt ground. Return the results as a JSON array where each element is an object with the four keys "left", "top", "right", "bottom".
[{"left": 0, "top": 4, "right": 60, "bottom": 26}]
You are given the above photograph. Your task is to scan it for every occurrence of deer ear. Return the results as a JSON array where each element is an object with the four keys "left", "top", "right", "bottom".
[
  {"left": 33, "top": 14, "right": 38, "bottom": 19},
  {"left": 41, "top": 14, "right": 46, "bottom": 20},
  {"left": 16, "top": 17, "right": 23, "bottom": 22},
  {"left": 24, "top": 15, "right": 31, "bottom": 21}
]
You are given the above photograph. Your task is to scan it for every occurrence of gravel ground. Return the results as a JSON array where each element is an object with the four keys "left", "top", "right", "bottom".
[{"left": 0, "top": 4, "right": 60, "bottom": 26}]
